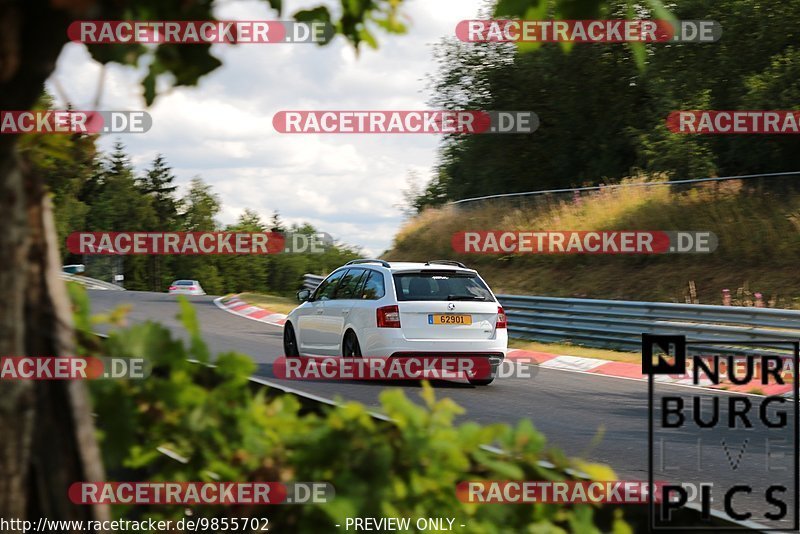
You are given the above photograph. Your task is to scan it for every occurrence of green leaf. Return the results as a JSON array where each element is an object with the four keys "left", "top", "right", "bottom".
[
  {"left": 472, "top": 449, "right": 526, "bottom": 479},
  {"left": 265, "top": 0, "right": 283, "bottom": 16},
  {"left": 629, "top": 40, "right": 646, "bottom": 69},
  {"left": 142, "top": 69, "right": 157, "bottom": 107},
  {"left": 153, "top": 44, "right": 222, "bottom": 87},
  {"left": 495, "top": 0, "right": 542, "bottom": 17},
  {"left": 358, "top": 28, "right": 379, "bottom": 50},
  {"left": 294, "top": 6, "right": 332, "bottom": 23},
  {"left": 87, "top": 43, "right": 147, "bottom": 67},
  {"left": 645, "top": 0, "right": 677, "bottom": 23},
  {"left": 66, "top": 283, "right": 91, "bottom": 333},
  {"left": 177, "top": 296, "right": 210, "bottom": 363},
  {"left": 214, "top": 352, "right": 256, "bottom": 385},
  {"left": 573, "top": 460, "right": 617, "bottom": 481},
  {"left": 555, "top": 0, "right": 604, "bottom": 20}
]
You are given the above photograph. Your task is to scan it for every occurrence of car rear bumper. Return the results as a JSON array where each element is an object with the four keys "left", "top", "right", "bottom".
[
  {"left": 362, "top": 330, "right": 508, "bottom": 360},
  {"left": 388, "top": 351, "right": 505, "bottom": 367}
]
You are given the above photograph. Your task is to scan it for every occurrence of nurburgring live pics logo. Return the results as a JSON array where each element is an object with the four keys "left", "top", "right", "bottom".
[{"left": 643, "top": 334, "right": 799, "bottom": 530}]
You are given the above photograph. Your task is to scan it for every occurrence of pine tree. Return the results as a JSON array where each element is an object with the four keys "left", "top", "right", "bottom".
[{"left": 139, "top": 154, "right": 180, "bottom": 230}]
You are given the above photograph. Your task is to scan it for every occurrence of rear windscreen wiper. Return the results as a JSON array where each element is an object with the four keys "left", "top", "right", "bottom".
[{"left": 446, "top": 294, "right": 487, "bottom": 301}]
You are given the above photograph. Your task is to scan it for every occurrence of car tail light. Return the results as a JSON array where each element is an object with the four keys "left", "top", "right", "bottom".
[
  {"left": 188, "top": 286, "right": 196, "bottom": 290},
  {"left": 496, "top": 306, "right": 507, "bottom": 328},
  {"left": 377, "top": 305, "right": 401, "bottom": 328},
  {"left": 168, "top": 286, "right": 177, "bottom": 291}
]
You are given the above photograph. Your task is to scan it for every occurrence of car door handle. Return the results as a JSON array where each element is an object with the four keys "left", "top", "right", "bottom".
[
  {"left": 315, "top": 309, "right": 324, "bottom": 314},
  {"left": 341, "top": 309, "right": 351, "bottom": 314}
]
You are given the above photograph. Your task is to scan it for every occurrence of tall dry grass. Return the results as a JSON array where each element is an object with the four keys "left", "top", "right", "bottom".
[{"left": 386, "top": 177, "right": 800, "bottom": 305}]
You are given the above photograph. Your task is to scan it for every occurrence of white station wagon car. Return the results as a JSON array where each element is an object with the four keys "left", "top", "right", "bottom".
[
  {"left": 283, "top": 260, "right": 508, "bottom": 385},
  {"left": 168, "top": 279, "right": 206, "bottom": 296}
]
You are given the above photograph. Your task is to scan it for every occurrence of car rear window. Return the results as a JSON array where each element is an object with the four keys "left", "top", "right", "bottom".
[
  {"left": 393, "top": 271, "right": 493, "bottom": 301},
  {"left": 176, "top": 280, "right": 194, "bottom": 286}
]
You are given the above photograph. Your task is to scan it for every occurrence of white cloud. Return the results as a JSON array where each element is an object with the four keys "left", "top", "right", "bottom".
[{"left": 47, "top": 0, "right": 484, "bottom": 257}]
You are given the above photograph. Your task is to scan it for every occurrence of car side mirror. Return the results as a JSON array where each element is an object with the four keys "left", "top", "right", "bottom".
[{"left": 297, "top": 289, "right": 311, "bottom": 302}]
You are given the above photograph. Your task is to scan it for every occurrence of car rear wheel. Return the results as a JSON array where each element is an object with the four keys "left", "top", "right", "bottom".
[
  {"left": 283, "top": 324, "right": 299, "bottom": 357},
  {"left": 467, "top": 376, "right": 495, "bottom": 386},
  {"left": 342, "top": 331, "right": 362, "bottom": 357},
  {"left": 467, "top": 361, "right": 497, "bottom": 386}
]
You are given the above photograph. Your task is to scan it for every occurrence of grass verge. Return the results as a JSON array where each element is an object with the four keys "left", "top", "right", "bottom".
[{"left": 237, "top": 292, "right": 298, "bottom": 315}]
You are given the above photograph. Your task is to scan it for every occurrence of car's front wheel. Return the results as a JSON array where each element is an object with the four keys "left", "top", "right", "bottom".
[
  {"left": 342, "top": 330, "right": 362, "bottom": 357},
  {"left": 283, "top": 323, "right": 300, "bottom": 357}
]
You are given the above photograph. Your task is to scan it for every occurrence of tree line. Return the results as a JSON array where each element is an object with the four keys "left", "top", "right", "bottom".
[
  {"left": 23, "top": 129, "right": 359, "bottom": 295},
  {"left": 409, "top": 0, "right": 800, "bottom": 210}
]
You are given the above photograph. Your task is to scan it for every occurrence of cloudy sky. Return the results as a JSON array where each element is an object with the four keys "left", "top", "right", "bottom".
[{"left": 47, "top": 0, "right": 486, "bottom": 256}]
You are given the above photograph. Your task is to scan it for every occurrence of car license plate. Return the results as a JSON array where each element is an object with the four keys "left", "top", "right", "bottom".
[{"left": 429, "top": 314, "right": 472, "bottom": 325}]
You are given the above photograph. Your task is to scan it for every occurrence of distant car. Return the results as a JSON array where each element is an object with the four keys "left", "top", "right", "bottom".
[
  {"left": 62, "top": 264, "right": 85, "bottom": 274},
  {"left": 284, "top": 259, "right": 508, "bottom": 385},
  {"left": 168, "top": 280, "right": 206, "bottom": 296}
]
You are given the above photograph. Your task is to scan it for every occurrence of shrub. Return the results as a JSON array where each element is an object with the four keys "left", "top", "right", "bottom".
[{"left": 69, "top": 284, "right": 630, "bottom": 533}]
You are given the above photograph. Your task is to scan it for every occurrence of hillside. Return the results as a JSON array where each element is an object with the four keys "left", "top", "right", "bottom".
[{"left": 386, "top": 178, "right": 800, "bottom": 307}]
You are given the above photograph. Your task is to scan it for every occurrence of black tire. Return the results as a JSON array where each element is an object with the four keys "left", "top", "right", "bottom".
[
  {"left": 342, "top": 331, "right": 362, "bottom": 357},
  {"left": 467, "top": 362, "right": 497, "bottom": 386},
  {"left": 467, "top": 376, "right": 495, "bottom": 386},
  {"left": 283, "top": 324, "right": 300, "bottom": 357}
]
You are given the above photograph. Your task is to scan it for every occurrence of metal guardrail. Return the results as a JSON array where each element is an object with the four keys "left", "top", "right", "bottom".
[
  {"left": 302, "top": 273, "right": 800, "bottom": 356},
  {"left": 497, "top": 295, "right": 800, "bottom": 357},
  {"left": 60, "top": 272, "right": 125, "bottom": 291},
  {"left": 303, "top": 273, "right": 325, "bottom": 291},
  {"left": 448, "top": 170, "right": 800, "bottom": 205}
]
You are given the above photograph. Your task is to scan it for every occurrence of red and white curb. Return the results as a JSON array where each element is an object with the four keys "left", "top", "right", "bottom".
[
  {"left": 214, "top": 294, "right": 287, "bottom": 327},
  {"left": 211, "top": 299, "right": 791, "bottom": 396},
  {"left": 507, "top": 348, "right": 793, "bottom": 396}
]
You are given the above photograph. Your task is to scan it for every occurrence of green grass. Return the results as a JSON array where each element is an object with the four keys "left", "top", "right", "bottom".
[{"left": 237, "top": 292, "right": 299, "bottom": 315}]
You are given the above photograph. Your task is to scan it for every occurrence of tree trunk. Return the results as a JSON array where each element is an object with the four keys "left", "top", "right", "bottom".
[{"left": 0, "top": 0, "right": 109, "bottom": 530}]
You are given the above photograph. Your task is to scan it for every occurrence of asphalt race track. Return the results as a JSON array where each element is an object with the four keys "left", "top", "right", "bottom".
[{"left": 88, "top": 290, "right": 798, "bottom": 528}]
